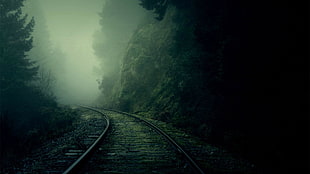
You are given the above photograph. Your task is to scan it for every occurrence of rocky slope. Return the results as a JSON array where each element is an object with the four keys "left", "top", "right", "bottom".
[{"left": 99, "top": 1, "right": 307, "bottom": 173}]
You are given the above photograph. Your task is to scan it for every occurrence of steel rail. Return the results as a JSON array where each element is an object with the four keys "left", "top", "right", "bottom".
[
  {"left": 100, "top": 108, "right": 206, "bottom": 174},
  {"left": 62, "top": 106, "right": 110, "bottom": 174}
]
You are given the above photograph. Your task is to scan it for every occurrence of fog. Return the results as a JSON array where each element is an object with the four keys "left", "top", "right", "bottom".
[
  {"left": 22, "top": 0, "right": 148, "bottom": 105},
  {"left": 42, "top": 0, "right": 105, "bottom": 104},
  {"left": 24, "top": 0, "right": 105, "bottom": 104}
]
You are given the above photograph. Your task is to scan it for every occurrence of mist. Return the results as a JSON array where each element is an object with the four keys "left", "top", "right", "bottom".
[
  {"left": 22, "top": 0, "right": 149, "bottom": 105},
  {"left": 24, "top": 0, "right": 106, "bottom": 104},
  {"left": 2, "top": 0, "right": 305, "bottom": 173}
]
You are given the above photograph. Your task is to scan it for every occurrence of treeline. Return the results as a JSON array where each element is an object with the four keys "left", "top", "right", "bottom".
[
  {"left": 96, "top": 0, "right": 307, "bottom": 173},
  {"left": 0, "top": 0, "right": 76, "bottom": 165},
  {"left": 93, "top": 0, "right": 147, "bottom": 107}
]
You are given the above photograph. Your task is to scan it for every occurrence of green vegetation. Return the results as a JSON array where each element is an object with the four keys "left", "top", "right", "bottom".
[
  {"left": 96, "top": 0, "right": 307, "bottom": 173},
  {"left": 93, "top": 0, "right": 146, "bottom": 107},
  {"left": 0, "top": 0, "right": 77, "bottom": 165},
  {"left": 0, "top": 0, "right": 305, "bottom": 173}
]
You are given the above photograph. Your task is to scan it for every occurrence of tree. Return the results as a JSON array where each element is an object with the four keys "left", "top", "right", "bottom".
[
  {"left": 0, "top": 0, "right": 38, "bottom": 110},
  {"left": 139, "top": 0, "right": 168, "bottom": 20}
]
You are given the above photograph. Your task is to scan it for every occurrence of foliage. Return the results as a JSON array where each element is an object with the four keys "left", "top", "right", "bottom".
[
  {"left": 0, "top": 0, "right": 76, "bottom": 165},
  {"left": 94, "top": 0, "right": 146, "bottom": 107},
  {"left": 110, "top": 0, "right": 307, "bottom": 173},
  {"left": 0, "top": 106, "right": 77, "bottom": 162},
  {"left": 139, "top": 0, "right": 168, "bottom": 20},
  {"left": 39, "top": 106, "right": 77, "bottom": 139},
  {"left": 0, "top": 0, "right": 35, "bottom": 110}
]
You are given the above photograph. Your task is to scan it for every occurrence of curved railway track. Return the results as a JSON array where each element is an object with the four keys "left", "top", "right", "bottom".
[
  {"left": 8, "top": 106, "right": 109, "bottom": 174},
  {"left": 98, "top": 108, "right": 205, "bottom": 174},
  {"left": 65, "top": 107, "right": 205, "bottom": 173},
  {"left": 8, "top": 106, "right": 205, "bottom": 173},
  {"left": 8, "top": 106, "right": 255, "bottom": 173},
  {"left": 62, "top": 106, "right": 110, "bottom": 174}
]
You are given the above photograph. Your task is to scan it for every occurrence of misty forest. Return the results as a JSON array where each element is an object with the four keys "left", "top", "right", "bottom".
[{"left": 0, "top": 0, "right": 308, "bottom": 173}]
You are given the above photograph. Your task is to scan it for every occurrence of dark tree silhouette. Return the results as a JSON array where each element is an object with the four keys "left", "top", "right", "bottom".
[
  {"left": 0, "top": 0, "right": 38, "bottom": 110},
  {"left": 139, "top": 0, "right": 168, "bottom": 20}
]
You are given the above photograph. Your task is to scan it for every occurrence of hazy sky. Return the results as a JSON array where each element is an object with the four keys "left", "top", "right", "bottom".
[{"left": 38, "top": 0, "right": 105, "bottom": 104}]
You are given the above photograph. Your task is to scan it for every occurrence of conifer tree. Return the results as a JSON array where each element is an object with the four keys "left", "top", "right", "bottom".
[{"left": 0, "top": 0, "right": 38, "bottom": 110}]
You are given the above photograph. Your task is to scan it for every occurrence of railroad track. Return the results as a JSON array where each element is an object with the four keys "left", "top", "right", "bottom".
[
  {"left": 72, "top": 108, "right": 254, "bottom": 174},
  {"left": 10, "top": 106, "right": 109, "bottom": 174},
  {"left": 10, "top": 106, "right": 205, "bottom": 173},
  {"left": 73, "top": 107, "right": 205, "bottom": 174},
  {"left": 6, "top": 107, "right": 252, "bottom": 174},
  {"left": 62, "top": 106, "right": 110, "bottom": 174},
  {"left": 10, "top": 106, "right": 255, "bottom": 173}
]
